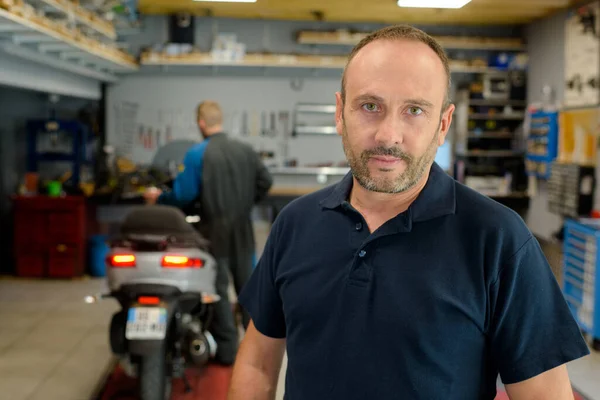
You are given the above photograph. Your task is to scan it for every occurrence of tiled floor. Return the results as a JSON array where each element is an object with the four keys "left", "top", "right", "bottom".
[{"left": 0, "top": 278, "right": 118, "bottom": 400}]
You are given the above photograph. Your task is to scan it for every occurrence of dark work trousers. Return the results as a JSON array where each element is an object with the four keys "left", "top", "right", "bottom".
[
  {"left": 209, "top": 257, "right": 239, "bottom": 365},
  {"left": 199, "top": 215, "right": 255, "bottom": 364}
]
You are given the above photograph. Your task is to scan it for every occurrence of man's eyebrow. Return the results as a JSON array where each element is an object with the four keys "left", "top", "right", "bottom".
[
  {"left": 352, "top": 94, "right": 434, "bottom": 109},
  {"left": 404, "top": 98, "right": 434, "bottom": 108},
  {"left": 353, "top": 94, "right": 385, "bottom": 103}
]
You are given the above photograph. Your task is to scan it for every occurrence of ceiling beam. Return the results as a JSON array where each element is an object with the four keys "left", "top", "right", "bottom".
[{"left": 138, "top": 0, "right": 576, "bottom": 25}]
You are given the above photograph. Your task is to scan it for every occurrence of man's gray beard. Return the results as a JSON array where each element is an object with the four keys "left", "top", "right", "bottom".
[{"left": 342, "top": 125, "right": 440, "bottom": 194}]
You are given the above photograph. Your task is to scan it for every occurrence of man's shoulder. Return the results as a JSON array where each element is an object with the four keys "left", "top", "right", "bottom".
[
  {"left": 187, "top": 140, "right": 210, "bottom": 155},
  {"left": 455, "top": 182, "right": 532, "bottom": 246},
  {"left": 454, "top": 181, "right": 528, "bottom": 230}
]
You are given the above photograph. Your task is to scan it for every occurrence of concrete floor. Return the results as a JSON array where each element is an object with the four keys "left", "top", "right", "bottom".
[{"left": 0, "top": 221, "right": 599, "bottom": 400}]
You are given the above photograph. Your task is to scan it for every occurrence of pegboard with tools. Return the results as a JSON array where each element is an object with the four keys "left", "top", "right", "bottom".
[{"left": 564, "top": 1, "right": 600, "bottom": 108}]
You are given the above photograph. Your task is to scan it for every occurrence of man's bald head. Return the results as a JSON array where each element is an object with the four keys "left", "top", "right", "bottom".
[
  {"left": 197, "top": 101, "right": 223, "bottom": 127},
  {"left": 196, "top": 100, "right": 224, "bottom": 137},
  {"left": 341, "top": 25, "right": 452, "bottom": 112}
]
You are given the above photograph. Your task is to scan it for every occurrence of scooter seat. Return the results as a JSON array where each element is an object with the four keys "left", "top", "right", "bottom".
[{"left": 119, "top": 205, "right": 211, "bottom": 251}]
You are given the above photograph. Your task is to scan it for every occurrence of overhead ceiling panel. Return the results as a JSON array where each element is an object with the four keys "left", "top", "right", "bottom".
[{"left": 138, "top": 0, "right": 581, "bottom": 25}]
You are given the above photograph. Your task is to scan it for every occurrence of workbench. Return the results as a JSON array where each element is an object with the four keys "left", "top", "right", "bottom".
[{"left": 86, "top": 171, "right": 530, "bottom": 228}]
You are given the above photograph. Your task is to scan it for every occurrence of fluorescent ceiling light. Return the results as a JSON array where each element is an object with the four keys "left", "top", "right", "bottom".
[
  {"left": 193, "top": 0, "right": 256, "bottom": 2},
  {"left": 397, "top": 0, "right": 471, "bottom": 8}
]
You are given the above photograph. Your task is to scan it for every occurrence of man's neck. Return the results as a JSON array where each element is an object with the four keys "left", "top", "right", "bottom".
[
  {"left": 204, "top": 126, "right": 224, "bottom": 137},
  {"left": 349, "top": 165, "right": 431, "bottom": 231}
]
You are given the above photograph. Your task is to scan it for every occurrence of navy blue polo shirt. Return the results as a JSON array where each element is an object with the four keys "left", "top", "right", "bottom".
[{"left": 238, "top": 162, "right": 589, "bottom": 400}]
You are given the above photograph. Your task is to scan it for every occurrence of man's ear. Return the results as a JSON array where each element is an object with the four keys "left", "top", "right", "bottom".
[
  {"left": 438, "top": 104, "right": 455, "bottom": 146},
  {"left": 335, "top": 92, "right": 344, "bottom": 137}
]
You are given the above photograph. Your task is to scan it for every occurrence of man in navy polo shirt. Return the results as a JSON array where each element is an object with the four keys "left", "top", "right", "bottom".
[{"left": 228, "top": 25, "right": 590, "bottom": 400}]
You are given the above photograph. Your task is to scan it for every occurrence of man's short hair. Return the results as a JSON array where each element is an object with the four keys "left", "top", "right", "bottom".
[
  {"left": 341, "top": 25, "right": 452, "bottom": 111},
  {"left": 197, "top": 101, "right": 223, "bottom": 127}
]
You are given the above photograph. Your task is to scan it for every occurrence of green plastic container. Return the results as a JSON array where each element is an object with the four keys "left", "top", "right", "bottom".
[{"left": 47, "top": 181, "right": 62, "bottom": 197}]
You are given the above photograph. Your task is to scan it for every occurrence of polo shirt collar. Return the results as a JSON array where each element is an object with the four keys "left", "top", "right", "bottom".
[{"left": 320, "top": 162, "right": 456, "bottom": 223}]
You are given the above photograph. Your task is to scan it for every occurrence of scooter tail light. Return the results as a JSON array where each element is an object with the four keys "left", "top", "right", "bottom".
[
  {"left": 161, "top": 255, "right": 204, "bottom": 268},
  {"left": 107, "top": 254, "right": 136, "bottom": 267},
  {"left": 138, "top": 296, "right": 160, "bottom": 305}
]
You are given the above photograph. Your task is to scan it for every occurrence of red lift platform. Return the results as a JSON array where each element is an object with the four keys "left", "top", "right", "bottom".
[{"left": 98, "top": 364, "right": 232, "bottom": 400}]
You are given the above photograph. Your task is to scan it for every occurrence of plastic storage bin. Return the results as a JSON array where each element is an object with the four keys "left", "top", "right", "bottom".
[
  {"left": 525, "top": 109, "right": 559, "bottom": 180},
  {"left": 89, "top": 235, "right": 109, "bottom": 277},
  {"left": 563, "top": 218, "right": 600, "bottom": 350}
]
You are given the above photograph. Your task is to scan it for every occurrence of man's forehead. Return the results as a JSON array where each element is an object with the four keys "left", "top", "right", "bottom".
[{"left": 344, "top": 39, "right": 447, "bottom": 102}]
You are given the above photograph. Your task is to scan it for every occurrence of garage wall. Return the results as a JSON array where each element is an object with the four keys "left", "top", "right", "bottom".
[
  {"left": 524, "top": 9, "right": 570, "bottom": 241},
  {"left": 106, "top": 16, "right": 523, "bottom": 166}
]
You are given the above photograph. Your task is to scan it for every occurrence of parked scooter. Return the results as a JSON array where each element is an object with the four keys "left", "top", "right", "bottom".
[{"left": 86, "top": 205, "right": 220, "bottom": 400}]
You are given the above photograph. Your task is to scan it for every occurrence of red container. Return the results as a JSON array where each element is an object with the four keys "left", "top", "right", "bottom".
[
  {"left": 48, "top": 211, "right": 85, "bottom": 243},
  {"left": 14, "top": 213, "right": 47, "bottom": 248},
  {"left": 48, "top": 244, "right": 83, "bottom": 278},
  {"left": 13, "top": 196, "right": 87, "bottom": 278},
  {"left": 15, "top": 254, "right": 45, "bottom": 278}
]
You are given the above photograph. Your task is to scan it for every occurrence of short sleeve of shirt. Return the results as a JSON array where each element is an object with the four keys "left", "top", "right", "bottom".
[
  {"left": 489, "top": 236, "right": 590, "bottom": 384},
  {"left": 238, "top": 219, "right": 286, "bottom": 339}
]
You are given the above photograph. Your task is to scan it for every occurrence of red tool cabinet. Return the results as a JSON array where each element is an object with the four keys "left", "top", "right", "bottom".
[{"left": 13, "top": 196, "right": 86, "bottom": 278}]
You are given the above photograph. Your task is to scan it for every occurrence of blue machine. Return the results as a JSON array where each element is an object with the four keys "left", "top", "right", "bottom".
[
  {"left": 525, "top": 109, "right": 559, "bottom": 180},
  {"left": 563, "top": 218, "right": 600, "bottom": 349},
  {"left": 26, "top": 119, "right": 95, "bottom": 187}
]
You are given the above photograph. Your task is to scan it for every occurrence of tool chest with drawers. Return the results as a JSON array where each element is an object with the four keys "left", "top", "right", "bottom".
[{"left": 563, "top": 218, "right": 600, "bottom": 350}]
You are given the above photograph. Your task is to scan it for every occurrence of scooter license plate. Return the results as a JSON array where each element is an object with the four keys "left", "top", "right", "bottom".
[{"left": 125, "top": 307, "right": 168, "bottom": 340}]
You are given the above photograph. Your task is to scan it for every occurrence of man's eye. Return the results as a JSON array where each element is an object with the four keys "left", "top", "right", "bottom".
[
  {"left": 362, "top": 103, "right": 378, "bottom": 112},
  {"left": 408, "top": 107, "right": 423, "bottom": 116}
]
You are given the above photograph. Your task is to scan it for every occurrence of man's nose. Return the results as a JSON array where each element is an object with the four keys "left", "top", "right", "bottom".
[{"left": 374, "top": 113, "right": 403, "bottom": 146}]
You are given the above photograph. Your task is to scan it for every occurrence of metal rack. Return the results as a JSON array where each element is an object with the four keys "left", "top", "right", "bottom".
[
  {"left": 27, "top": 118, "right": 95, "bottom": 187},
  {"left": 453, "top": 79, "right": 529, "bottom": 199},
  {"left": 563, "top": 218, "right": 600, "bottom": 350},
  {"left": 292, "top": 103, "right": 338, "bottom": 136}
]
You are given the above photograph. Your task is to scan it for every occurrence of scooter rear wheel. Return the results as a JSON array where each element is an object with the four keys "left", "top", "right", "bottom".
[{"left": 139, "top": 344, "right": 172, "bottom": 400}]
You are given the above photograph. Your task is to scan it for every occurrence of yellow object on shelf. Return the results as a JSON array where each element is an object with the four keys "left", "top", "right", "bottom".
[
  {"left": 79, "top": 182, "right": 95, "bottom": 196},
  {"left": 558, "top": 107, "right": 600, "bottom": 166}
]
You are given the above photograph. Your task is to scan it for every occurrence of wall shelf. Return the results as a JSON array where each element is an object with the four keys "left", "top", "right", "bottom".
[
  {"left": 140, "top": 51, "right": 348, "bottom": 69},
  {"left": 295, "top": 103, "right": 337, "bottom": 114},
  {"left": 296, "top": 30, "right": 526, "bottom": 51},
  {"left": 269, "top": 167, "right": 349, "bottom": 176},
  {"left": 294, "top": 126, "right": 338, "bottom": 135},
  {"left": 140, "top": 51, "right": 509, "bottom": 75},
  {"left": 0, "top": 3, "right": 137, "bottom": 75},
  {"left": 27, "top": 0, "right": 116, "bottom": 39},
  {"left": 468, "top": 99, "right": 527, "bottom": 107},
  {"left": 469, "top": 113, "right": 525, "bottom": 120},
  {"left": 457, "top": 150, "right": 525, "bottom": 157},
  {"left": 467, "top": 131, "right": 513, "bottom": 139}
]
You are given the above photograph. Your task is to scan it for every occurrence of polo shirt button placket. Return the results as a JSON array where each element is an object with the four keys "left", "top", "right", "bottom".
[
  {"left": 355, "top": 222, "right": 362, "bottom": 231},
  {"left": 349, "top": 248, "right": 370, "bottom": 285}
]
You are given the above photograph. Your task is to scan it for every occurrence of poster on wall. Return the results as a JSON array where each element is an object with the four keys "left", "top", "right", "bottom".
[
  {"left": 564, "top": 1, "right": 600, "bottom": 108},
  {"left": 113, "top": 101, "right": 139, "bottom": 158},
  {"left": 558, "top": 107, "right": 600, "bottom": 165}
]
